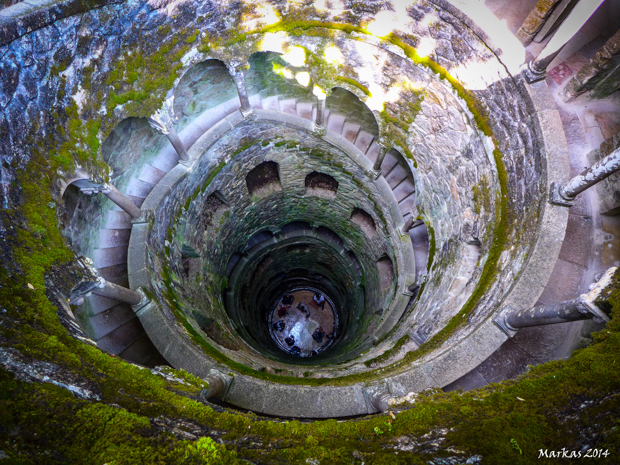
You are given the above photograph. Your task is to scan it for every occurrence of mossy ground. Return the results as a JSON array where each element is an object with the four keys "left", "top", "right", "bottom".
[{"left": 2, "top": 287, "right": 620, "bottom": 462}]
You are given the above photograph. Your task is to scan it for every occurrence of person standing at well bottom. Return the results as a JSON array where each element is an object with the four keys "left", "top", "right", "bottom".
[{"left": 313, "top": 292, "right": 325, "bottom": 310}]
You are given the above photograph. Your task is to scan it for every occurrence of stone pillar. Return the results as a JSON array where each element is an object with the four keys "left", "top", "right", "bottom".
[
  {"left": 166, "top": 128, "right": 190, "bottom": 162},
  {"left": 373, "top": 147, "right": 387, "bottom": 172},
  {"left": 496, "top": 267, "right": 615, "bottom": 334},
  {"left": 401, "top": 217, "right": 424, "bottom": 234},
  {"left": 75, "top": 180, "right": 141, "bottom": 219},
  {"left": 562, "top": 29, "right": 620, "bottom": 102},
  {"left": 550, "top": 146, "right": 620, "bottom": 206},
  {"left": 524, "top": 0, "right": 606, "bottom": 83},
  {"left": 228, "top": 65, "right": 253, "bottom": 117},
  {"left": 70, "top": 277, "right": 144, "bottom": 307},
  {"left": 202, "top": 369, "right": 232, "bottom": 400},
  {"left": 147, "top": 96, "right": 189, "bottom": 162},
  {"left": 313, "top": 85, "right": 327, "bottom": 132},
  {"left": 315, "top": 95, "right": 327, "bottom": 129},
  {"left": 401, "top": 215, "right": 415, "bottom": 234},
  {"left": 100, "top": 184, "right": 142, "bottom": 219},
  {"left": 365, "top": 385, "right": 393, "bottom": 413}
]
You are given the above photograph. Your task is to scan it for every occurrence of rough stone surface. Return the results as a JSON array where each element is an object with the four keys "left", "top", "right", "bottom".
[{"left": 588, "top": 132, "right": 620, "bottom": 215}]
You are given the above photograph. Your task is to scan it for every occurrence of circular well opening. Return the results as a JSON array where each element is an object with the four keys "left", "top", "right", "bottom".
[{"left": 268, "top": 287, "right": 339, "bottom": 357}]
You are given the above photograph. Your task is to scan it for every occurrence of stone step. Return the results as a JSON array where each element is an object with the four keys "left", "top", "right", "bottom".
[
  {"left": 96, "top": 317, "right": 145, "bottom": 356},
  {"left": 97, "top": 263, "right": 129, "bottom": 287},
  {"left": 93, "top": 246, "right": 128, "bottom": 269},
  {"left": 326, "top": 113, "right": 346, "bottom": 134},
  {"left": 138, "top": 163, "right": 167, "bottom": 185},
  {"left": 365, "top": 141, "right": 381, "bottom": 164},
  {"left": 90, "top": 304, "right": 137, "bottom": 341},
  {"left": 180, "top": 96, "right": 241, "bottom": 149},
  {"left": 249, "top": 94, "right": 262, "bottom": 109},
  {"left": 126, "top": 195, "right": 145, "bottom": 208},
  {"left": 354, "top": 130, "right": 374, "bottom": 154},
  {"left": 150, "top": 145, "right": 180, "bottom": 173},
  {"left": 393, "top": 179, "right": 416, "bottom": 202},
  {"left": 342, "top": 121, "right": 361, "bottom": 143},
  {"left": 380, "top": 153, "right": 399, "bottom": 177},
  {"left": 413, "top": 246, "right": 429, "bottom": 279},
  {"left": 410, "top": 224, "right": 429, "bottom": 280},
  {"left": 118, "top": 334, "right": 167, "bottom": 367},
  {"left": 104, "top": 210, "right": 132, "bottom": 230},
  {"left": 409, "top": 223, "right": 429, "bottom": 248},
  {"left": 280, "top": 98, "right": 297, "bottom": 115},
  {"left": 296, "top": 101, "right": 313, "bottom": 121},
  {"left": 385, "top": 164, "right": 409, "bottom": 189},
  {"left": 398, "top": 192, "right": 417, "bottom": 215},
  {"left": 98, "top": 229, "right": 131, "bottom": 248},
  {"left": 125, "top": 178, "right": 156, "bottom": 199},
  {"left": 261, "top": 95, "right": 281, "bottom": 111},
  {"left": 150, "top": 96, "right": 242, "bottom": 173},
  {"left": 87, "top": 294, "right": 122, "bottom": 315}
]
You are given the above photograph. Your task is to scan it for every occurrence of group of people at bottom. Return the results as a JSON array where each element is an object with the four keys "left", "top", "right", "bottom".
[{"left": 272, "top": 292, "right": 333, "bottom": 356}]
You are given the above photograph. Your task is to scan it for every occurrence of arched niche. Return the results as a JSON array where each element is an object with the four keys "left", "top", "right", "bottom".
[
  {"left": 327, "top": 87, "right": 379, "bottom": 136},
  {"left": 350, "top": 207, "right": 376, "bottom": 238},
  {"left": 172, "top": 59, "right": 237, "bottom": 131},
  {"left": 246, "top": 161, "right": 282, "bottom": 199},
  {"left": 245, "top": 51, "right": 311, "bottom": 100},
  {"left": 305, "top": 171, "right": 338, "bottom": 199},
  {"left": 101, "top": 117, "right": 167, "bottom": 185}
]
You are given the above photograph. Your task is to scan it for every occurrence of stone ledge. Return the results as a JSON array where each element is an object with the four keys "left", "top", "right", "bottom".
[
  {"left": 139, "top": 163, "right": 189, "bottom": 214},
  {"left": 223, "top": 376, "right": 372, "bottom": 418},
  {"left": 135, "top": 301, "right": 224, "bottom": 379},
  {"left": 127, "top": 222, "right": 150, "bottom": 291}
]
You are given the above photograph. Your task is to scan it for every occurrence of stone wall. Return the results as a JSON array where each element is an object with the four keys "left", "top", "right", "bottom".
[
  {"left": 588, "top": 131, "right": 620, "bottom": 215},
  {"left": 562, "top": 29, "right": 620, "bottom": 102}
]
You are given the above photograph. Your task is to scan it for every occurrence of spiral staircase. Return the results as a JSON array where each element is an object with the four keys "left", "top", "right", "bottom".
[{"left": 76, "top": 91, "right": 429, "bottom": 369}]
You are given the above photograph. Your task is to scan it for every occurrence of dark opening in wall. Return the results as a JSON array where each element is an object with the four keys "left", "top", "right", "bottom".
[
  {"left": 305, "top": 171, "right": 338, "bottom": 199},
  {"left": 246, "top": 161, "right": 282, "bottom": 198},
  {"left": 59, "top": 183, "right": 81, "bottom": 232},
  {"left": 316, "top": 226, "right": 343, "bottom": 245},
  {"left": 201, "top": 191, "right": 228, "bottom": 229},
  {"left": 280, "top": 221, "right": 311, "bottom": 235},
  {"left": 376, "top": 255, "right": 394, "bottom": 292},
  {"left": 226, "top": 252, "right": 243, "bottom": 278},
  {"left": 181, "top": 244, "right": 201, "bottom": 277},
  {"left": 326, "top": 87, "right": 379, "bottom": 136},
  {"left": 246, "top": 230, "right": 274, "bottom": 250},
  {"left": 287, "top": 244, "right": 310, "bottom": 254},
  {"left": 350, "top": 207, "right": 376, "bottom": 238}
]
